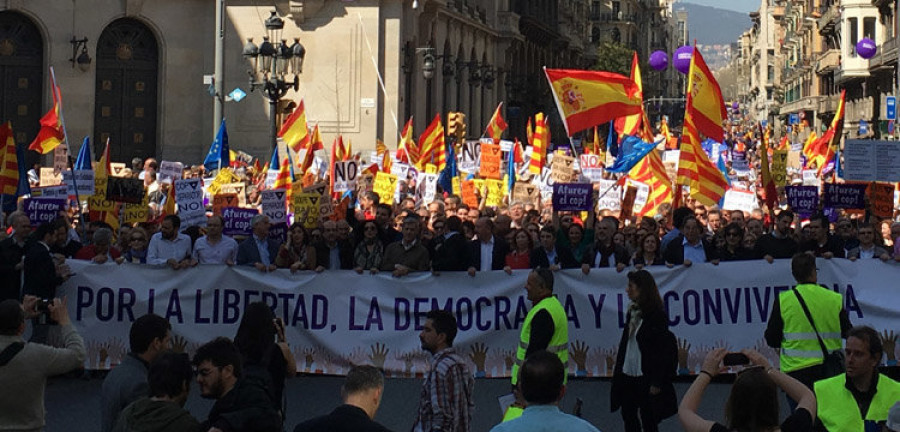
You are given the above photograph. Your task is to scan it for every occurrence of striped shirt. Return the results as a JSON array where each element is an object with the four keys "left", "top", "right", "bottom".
[{"left": 412, "top": 347, "right": 475, "bottom": 432}]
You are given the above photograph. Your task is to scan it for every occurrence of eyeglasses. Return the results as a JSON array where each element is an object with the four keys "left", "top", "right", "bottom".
[
  {"left": 130, "top": 237, "right": 146, "bottom": 242},
  {"left": 726, "top": 232, "right": 741, "bottom": 237},
  {"left": 364, "top": 226, "right": 378, "bottom": 232}
]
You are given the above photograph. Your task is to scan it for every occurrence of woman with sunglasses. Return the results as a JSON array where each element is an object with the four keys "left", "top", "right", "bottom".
[
  {"left": 275, "top": 222, "right": 317, "bottom": 272},
  {"left": 353, "top": 220, "right": 384, "bottom": 274},
  {"left": 610, "top": 270, "right": 677, "bottom": 432},
  {"left": 679, "top": 348, "right": 815, "bottom": 432},
  {"left": 718, "top": 223, "right": 754, "bottom": 261},
  {"left": 119, "top": 227, "right": 150, "bottom": 264}
]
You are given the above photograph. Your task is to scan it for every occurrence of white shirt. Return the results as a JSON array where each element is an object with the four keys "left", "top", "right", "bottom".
[
  {"left": 623, "top": 311, "right": 643, "bottom": 376},
  {"left": 192, "top": 235, "right": 238, "bottom": 264},
  {"left": 147, "top": 232, "right": 192, "bottom": 265},
  {"left": 479, "top": 236, "right": 495, "bottom": 271}
]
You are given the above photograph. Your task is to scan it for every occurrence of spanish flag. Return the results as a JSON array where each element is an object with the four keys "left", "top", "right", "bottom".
[
  {"left": 615, "top": 52, "right": 643, "bottom": 138},
  {"left": 483, "top": 103, "right": 508, "bottom": 143},
  {"left": 758, "top": 122, "right": 778, "bottom": 211},
  {"left": 544, "top": 67, "right": 642, "bottom": 136},
  {"left": 529, "top": 112, "right": 549, "bottom": 175},
  {"left": 300, "top": 124, "right": 323, "bottom": 174},
  {"left": 805, "top": 89, "right": 845, "bottom": 172},
  {"left": 381, "top": 149, "right": 393, "bottom": 174},
  {"left": 278, "top": 99, "right": 310, "bottom": 152},
  {"left": 0, "top": 122, "right": 19, "bottom": 196},
  {"left": 526, "top": 117, "right": 534, "bottom": 146},
  {"left": 28, "top": 81, "right": 65, "bottom": 154},
  {"left": 684, "top": 47, "right": 727, "bottom": 142},
  {"left": 417, "top": 114, "right": 444, "bottom": 170},
  {"left": 627, "top": 150, "right": 672, "bottom": 217}
]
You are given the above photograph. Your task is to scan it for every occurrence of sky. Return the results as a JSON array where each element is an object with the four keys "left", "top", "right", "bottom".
[{"left": 678, "top": 0, "right": 759, "bottom": 13}]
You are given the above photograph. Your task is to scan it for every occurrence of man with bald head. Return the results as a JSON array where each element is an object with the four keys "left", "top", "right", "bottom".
[
  {"left": 315, "top": 220, "right": 354, "bottom": 271},
  {"left": 236, "top": 214, "right": 280, "bottom": 271},
  {"left": 193, "top": 215, "right": 238, "bottom": 265}
]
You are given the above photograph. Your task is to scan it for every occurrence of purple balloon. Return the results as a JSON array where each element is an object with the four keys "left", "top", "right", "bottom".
[
  {"left": 856, "top": 38, "right": 877, "bottom": 59},
  {"left": 649, "top": 50, "right": 668, "bottom": 71},
  {"left": 732, "top": 101, "right": 739, "bottom": 110},
  {"left": 674, "top": 45, "right": 693, "bottom": 74}
]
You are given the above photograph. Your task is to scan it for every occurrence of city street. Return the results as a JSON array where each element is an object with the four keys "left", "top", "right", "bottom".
[{"left": 44, "top": 373, "right": 784, "bottom": 432}]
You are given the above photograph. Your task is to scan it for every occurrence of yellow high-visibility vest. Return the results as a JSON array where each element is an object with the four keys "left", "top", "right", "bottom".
[{"left": 778, "top": 284, "right": 842, "bottom": 372}]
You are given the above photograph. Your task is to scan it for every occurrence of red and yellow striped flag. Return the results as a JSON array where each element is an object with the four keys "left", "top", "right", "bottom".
[
  {"left": 416, "top": 114, "right": 444, "bottom": 170},
  {"left": 300, "top": 124, "right": 322, "bottom": 174},
  {"left": 544, "top": 68, "right": 642, "bottom": 136},
  {"left": 615, "top": 52, "right": 643, "bottom": 138},
  {"left": 758, "top": 122, "right": 778, "bottom": 211},
  {"left": 0, "top": 122, "right": 19, "bottom": 196},
  {"left": 628, "top": 149, "right": 672, "bottom": 217},
  {"left": 483, "top": 102, "right": 508, "bottom": 143},
  {"left": 529, "top": 112, "right": 548, "bottom": 175},
  {"left": 28, "top": 82, "right": 65, "bottom": 154},
  {"left": 278, "top": 99, "right": 309, "bottom": 152},
  {"left": 676, "top": 112, "right": 728, "bottom": 206}
]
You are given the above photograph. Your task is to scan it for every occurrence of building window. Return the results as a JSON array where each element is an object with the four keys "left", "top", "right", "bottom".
[
  {"left": 849, "top": 17, "right": 858, "bottom": 56},
  {"left": 863, "top": 17, "right": 876, "bottom": 40}
]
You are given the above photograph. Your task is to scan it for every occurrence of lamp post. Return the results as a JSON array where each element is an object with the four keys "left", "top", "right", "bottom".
[{"left": 242, "top": 10, "right": 306, "bottom": 150}]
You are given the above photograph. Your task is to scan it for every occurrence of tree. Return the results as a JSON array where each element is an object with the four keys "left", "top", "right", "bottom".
[{"left": 592, "top": 41, "right": 633, "bottom": 75}]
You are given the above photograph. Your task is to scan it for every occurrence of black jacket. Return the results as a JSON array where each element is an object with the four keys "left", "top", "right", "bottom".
[
  {"left": 293, "top": 404, "right": 392, "bottom": 432},
  {"left": 23, "top": 241, "right": 64, "bottom": 299},
  {"left": 204, "top": 379, "right": 282, "bottom": 432},
  {"left": 610, "top": 307, "right": 677, "bottom": 422},
  {"left": 529, "top": 245, "right": 579, "bottom": 269},
  {"left": 431, "top": 232, "right": 471, "bottom": 272},
  {"left": 582, "top": 241, "right": 631, "bottom": 268},
  {"left": 314, "top": 240, "right": 355, "bottom": 270},
  {"left": 0, "top": 237, "right": 26, "bottom": 301},
  {"left": 662, "top": 234, "right": 717, "bottom": 265},
  {"left": 468, "top": 236, "right": 510, "bottom": 271}
]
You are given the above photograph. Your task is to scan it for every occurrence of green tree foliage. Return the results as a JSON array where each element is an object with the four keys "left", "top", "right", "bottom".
[{"left": 592, "top": 41, "right": 633, "bottom": 75}]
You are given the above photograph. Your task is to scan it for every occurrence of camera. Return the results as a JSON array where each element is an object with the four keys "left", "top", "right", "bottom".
[
  {"left": 723, "top": 352, "right": 750, "bottom": 366},
  {"left": 36, "top": 298, "right": 52, "bottom": 313}
]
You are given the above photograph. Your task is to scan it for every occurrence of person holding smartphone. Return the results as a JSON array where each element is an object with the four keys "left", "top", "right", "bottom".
[
  {"left": 234, "top": 302, "right": 297, "bottom": 414},
  {"left": 678, "top": 348, "right": 816, "bottom": 432}
]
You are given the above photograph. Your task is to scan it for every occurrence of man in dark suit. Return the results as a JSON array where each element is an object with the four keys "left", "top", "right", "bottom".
[
  {"left": 530, "top": 226, "right": 579, "bottom": 270},
  {"left": 431, "top": 216, "right": 472, "bottom": 273},
  {"left": 315, "top": 220, "right": 354, "bottom": 271},
  {"left": 24, "top": 218, "right": 72, "bottom": 343},
  {"left": 582, "top": 216, "right": 630, "bottom": 273},
  {"left": 293, "top": 365, "right": 392, "bottom": 432},
  {"left": 237, "top": 215, "right": 280, "bottom": 272},
  {"left": 663, "top": 216, "right": 718, "bottom": 266},
  {"left": 0, "top": 212, "right": 31, "bottom": 301},
  {"left": 467, "top": 217, "right": 509, "bottom": 276}
]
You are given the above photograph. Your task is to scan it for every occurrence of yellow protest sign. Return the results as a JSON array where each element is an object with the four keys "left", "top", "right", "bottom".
[
  {"left": 122, "top": 202, "right": 150, "bottom": 225},
  {"left": 373, "top": 172, "right": 398, "bottom": 202},
  {"left": 208, "top": 168, "right": 239, "bottom": 196},
  {"left": 88, "top": 194, "right": 117, "bottom": 212},
  {"left": 291, "top": 193, "right": 321, "bottom": 229},
  {"left": 771, "top": 150, "right": 788, "bottom": 187},
  {"left": 485, "top": 179, "right": 504, "bottom": 207},
  {"left": 425, "top": 164, "right": 438, "bottom": 174},
  {"left": 452, "top": 176, "right": 461, "bottom": 196},
  {"left": 220, "top": 183, "right": 247, "bottom": 206}
]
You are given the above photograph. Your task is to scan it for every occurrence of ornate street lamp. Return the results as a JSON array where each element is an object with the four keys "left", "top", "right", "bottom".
[{"left": 242, "top": 10, "right": 306, "bottom": 150}]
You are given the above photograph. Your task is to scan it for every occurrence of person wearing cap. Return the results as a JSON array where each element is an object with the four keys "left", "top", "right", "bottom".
[{"left": 813, "top": 326, "right": 900, "bottom": 431}]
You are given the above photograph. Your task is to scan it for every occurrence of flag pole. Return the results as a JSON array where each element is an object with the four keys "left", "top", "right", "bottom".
[
  {"left": 49, "top": 67, "right": 70, "bottom": 155},
  {"left": 50, "top": 66, "right": 88, "bottom": 242}
]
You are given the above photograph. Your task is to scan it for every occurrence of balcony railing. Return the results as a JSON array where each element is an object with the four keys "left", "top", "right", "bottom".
[
  {"left": 817, "top": 4, "right": 839, "bottom": 34},
  {"left": 815, "top": 49, "right": 840, "bottom": 74},
  {"left": 590, "top": 12, "right": 637, "bottom": 23}
]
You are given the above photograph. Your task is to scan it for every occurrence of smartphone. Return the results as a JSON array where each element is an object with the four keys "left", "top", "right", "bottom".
[{"left": 723, "top": 352, "right": 750, "bottom": 366}]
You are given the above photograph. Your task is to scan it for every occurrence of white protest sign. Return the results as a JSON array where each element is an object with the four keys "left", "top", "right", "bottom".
[
  {"left": 722, "top": 189, "right": 759, "bottom": 212},
  {"left": 418, "top": 173, "right": 438, "bottom": 203},
  {"left": 174, "top": 178, "right": 206, "bottom": 227},
  {"left": 499, "top": 140, "right": 513, "bottom": 152},
  {"left": 62, "top": 170, "right": 96, "bottom": 198},
  {"left": 459, "top": 141, "right": 481, "bottom": 173},
  {"left": 333, "top": 160, "right": 360, "bottom": 193},
  {"left": 579, "top": 154, "right": 605, "bottom": 182},
  {"left": 802, "top": 170, "right": 818, "bottom": 186},
  {"left": 159, "top": 161, "right": 184, "bottom": 184},
  {"left": 390, "top": 162, "right": 410, "bottom": 181},
  {"left": 596, "top": 179, "right": 622, "bottom": 211},
  {"left": 625, "top": 179, "right": 649, "bottom": 213},
  {"left": 261, "top": 189, "right": 287, "bottom": 224}
]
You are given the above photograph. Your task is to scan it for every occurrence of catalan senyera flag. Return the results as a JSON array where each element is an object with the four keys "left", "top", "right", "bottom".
[
  {"left": 544, "top": 67, "right": 642, "bottom": 136},
  {"left": 397, "top": 117, "right": 417, "bottom": 165},
  {"left": 685, "top": 47, "right": 728, "bottom": 142},
  {"left": 273, "top": 155, "right": 293, "bottom": 192},
  {"left": 758, "top": 122, "right": 778, "bottom": 211},
  {"left": 801, "top": 131, "right": 818, "bottom": 162},
  {"left": 526, "top": 117, "right": 534, "bottom": 146},
  {"left": 483, "top": 102, "right": 508, "bottom": 142},
  {"left": 28, "top": 81, "right": 65, "bottom": 154},
  {"left": 0, "top": 122, "right": 19, "bottom": 196},
  {"left": 278, "top": 99, "right": 310, "bottom": 152},
  {"left": 381, "top": 149, "right": 393, "bottom": 174},
  {"left": 300, "top": 124, "right": 323, "bottom": 174},
  {"left": 628, "top": 150, "right": 672, "bottom": 217},
  {"left": 529, "top": 112, "right": 549, "bottom": 175},
  {"left": 615, "top": 52, "right": 644, "bottom": 139},
  {"left": 417, "top": 114, "right": 444, "bottom": 170},
  {"left": 676, "top": 112, "right": 728, "bottom": 206}
]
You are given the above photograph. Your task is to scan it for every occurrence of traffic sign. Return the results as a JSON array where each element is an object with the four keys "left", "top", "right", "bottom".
[{"left": 888, "top": 96, "right": 896, "bottom": 120}]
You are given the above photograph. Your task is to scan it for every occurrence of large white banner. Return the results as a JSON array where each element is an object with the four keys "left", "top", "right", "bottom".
[{"left": 60, "top": 259, "right": 899, "bottom": 378}]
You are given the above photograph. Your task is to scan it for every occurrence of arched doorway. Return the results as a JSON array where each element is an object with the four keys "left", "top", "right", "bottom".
[
  {"left": 93, "top": 18, "right": 158, "bottom": 161},
  {"left": 0, "top": 11, "right": 43, "bottom": 165}
]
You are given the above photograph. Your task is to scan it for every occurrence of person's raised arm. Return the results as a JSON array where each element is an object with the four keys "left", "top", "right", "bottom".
[
  {"left": 678, "top": 348, "right": 726, "bottom": 432},
  {"left": 743, "top": 349, "right": 816, "bottom": 419}
]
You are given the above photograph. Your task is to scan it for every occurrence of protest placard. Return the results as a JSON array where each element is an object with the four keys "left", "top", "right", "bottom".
[
  {"left": 212, "top": 194, "right": 239, "bottom": 216},
  {"left": 106, "top": 177, "right": 145, "bottom": 204},
  {"left": 624, "top": 179, "right": 649, "bottom": 213},
  {"left": 159, "top": 161, "right": 184, "bottom": 184},
  {"left": 620, "top": 185, "right": 638, "bottom": 221},
  {"left": 356, "top": 174, "right": 374, "bottom": 194},
  {"left": 579, "top": 154, "right": 604, "bottom": 182},
  {"left": 260, "top": 189, "right": 287, "bottom": 224},
  {"left": 222, "top": 207, "right": 258, "bottom": 236},
  {"left": 208, "top": 168, "right": 239, "bottom": 195},
  {"left": 291, "top": 193, "right": 321, "bottom": 229},
  {"left": 552, "top": 183, "right": 592, "bottom": 212},
  {"left": 219, "top": 183, "right": 247, "bottom": 206},
  {"left": 333, "top": 160, "right": 359, "bottom": 193},
  {"left": 459, "top": 141, "right": 481, "bottom": 173},
  {"left": 732, "top": 150, "right": 749, "bottom": 173},
  {"left": 88, "top": 195, "right": 117, "bottom": 212},
  {"left": 39, "top": 167, "right": 62, "bottom": 186},
  {"left": 512, "top": 182, "right": 539, "bottom": 204},
  {"left": 390, "top": 162, "right": 410, "bottom": 180},
  {"left": 31, "top": 185, "right": 68, "bottom": 199},
  {"left": 549, "top": 153, "right": 576, "bottom": 183},
  {"left": 373, "top": 172, "right": 398, "bottom": 203},
  {"left": 461, "top": 180, "right": 478, "bottom": 208},
  {"left": 417, "top": 173, "right": 438, "bottom": 203},
  {"left": 785, "top": 185, "right": 818, "bottom": 215},
  {"left": 485, "top": 179, "right": 504, "bottom": 207},
  {"left": 842, "top": 139, "right": 900, "bottom": 182},
  {"left": 802, "top": 170, "right": 818, "bottom": 186},
  {"left": 122, "top": 202, "right": 150, "bottom": 225},
  {"left": 53, "top": 145, "right": 67, "bottom": 174},
  {"left": 596, "top": 179, "right": 622, "bottom": 211},
  {"left": 869, "top": 183, "right": 894, "bottom": 220},
  {"left": 303, "top": 182, "right": 329, "bottom": 197},
  {"left": 62, "top": 170, "right": 95, "bottom": 198},
  {"left": 823, "top": 183, "right": 867, "bottom": 209},
  {"left": 770, "top": 150, "right": 788, "bottom": 186},
  {"left": 479, "top": 143, "right": 502, "bottom": 180},
  {"left": 24, "top": 198, "right": 66, "bottom": 225},
  {"left": 722, "top": 189, "right": 759, "bottom": 212},
  {"left": 174, "top": 178, "right": 206, "bottom": 227},
  {"left": 452, "top": 176, "right": 461, "bottom": 196},
  {"left": 109, "top": 163, "right": 128, "bottom": 177}
]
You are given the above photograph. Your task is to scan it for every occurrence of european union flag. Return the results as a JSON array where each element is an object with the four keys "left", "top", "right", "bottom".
[
  {"left": 605, "top": 135, "right": 656, "bottom": 173},
  {"left": 203, "top": 119, "right": 230, "bottom": 171},
  {"left": 74, "top": 136, "right": 92, "bottom": 170}
]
